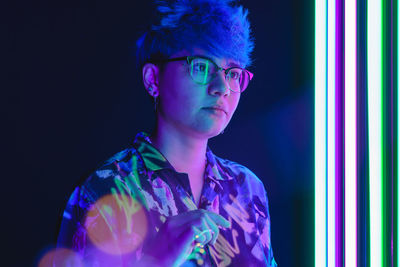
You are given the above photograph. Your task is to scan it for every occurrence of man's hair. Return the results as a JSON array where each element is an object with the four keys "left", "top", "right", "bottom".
[{"left": 136, "top": 0, "right": 254, "bottom": 69}]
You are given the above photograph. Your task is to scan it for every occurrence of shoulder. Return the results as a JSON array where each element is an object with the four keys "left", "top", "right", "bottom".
[
  {"left": 77, "top": 146, "right": 142, "bottom": 200},
  {"left": 99, "top": 146, "right": 138, "bottom": 170},
  {"left": 94, "top": 146, "right": 141, "bottom": 178}
]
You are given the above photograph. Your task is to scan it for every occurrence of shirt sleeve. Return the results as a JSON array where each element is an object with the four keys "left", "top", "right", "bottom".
[
  {"left": 252, "top": 178, "right": 278, "bottom": 267},
  {"left": 56, "top": 172, "right": 147, "bottom": 266}
]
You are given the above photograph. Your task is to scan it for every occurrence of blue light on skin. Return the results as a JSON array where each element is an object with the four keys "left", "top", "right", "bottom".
[{"left": 152, "top": 48, "right": 242, "bottom": 141}]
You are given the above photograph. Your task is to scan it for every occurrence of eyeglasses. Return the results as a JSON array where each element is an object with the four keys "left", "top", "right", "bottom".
[{"left": 148, "top": 56, "right": 254, "bottom": 93}]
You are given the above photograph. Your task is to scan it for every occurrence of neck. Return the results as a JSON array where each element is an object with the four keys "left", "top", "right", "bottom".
[{"left": 149, "top": 123, "right": 208, "bottom": 176}]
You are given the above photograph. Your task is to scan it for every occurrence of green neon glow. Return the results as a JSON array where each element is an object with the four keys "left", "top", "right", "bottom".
[
  {"left": 398, "top": 0, "right": 400, "bottom": 265},
  {"left": 367, "top": 0, "right": 383, "bottom": 266},
  {"left": 381, "top": 1, "right": 388, "bottom": 266},
  {"left": 203, "top": 61, "right": 209, "bottom": 84},
  {"left": 314, "top": 0, "right": 327, "bottom": 266}
]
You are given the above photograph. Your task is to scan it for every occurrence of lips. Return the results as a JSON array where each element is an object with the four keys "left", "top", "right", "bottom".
[{"left": 203, "top": 105, "right": 227, "bottom": 115}]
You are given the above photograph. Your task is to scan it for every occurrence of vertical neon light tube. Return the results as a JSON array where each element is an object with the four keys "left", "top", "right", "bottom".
[
  {"left": 367, "top": 0, "right": 383, "bottom": 266},
  {"left": 344, "top": 0, "right": 357, "bottom": 266},
  {"left": 398, "top": 0, "right": 400, "bottom": 264},
  {"left": 315, "top": 0, "right": 327, "bottom": 266},
  {"left": 327, "top": 0, "right": 337, "bottom": 266}
]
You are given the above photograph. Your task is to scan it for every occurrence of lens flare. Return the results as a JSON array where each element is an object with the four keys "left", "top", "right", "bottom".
[
  {"left": 38, "top": 248, "right": 83, "bottom": 267},
  {"left": 84, "top": 193, "right": 148, "bottom": 255}
]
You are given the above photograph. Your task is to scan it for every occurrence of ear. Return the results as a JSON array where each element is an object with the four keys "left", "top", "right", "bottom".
[{"left": 142, "top": 63, "right": 160, "bottom": 97}]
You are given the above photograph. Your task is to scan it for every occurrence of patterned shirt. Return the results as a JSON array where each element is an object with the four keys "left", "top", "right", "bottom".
[{"left": 57, "top": 132, "right": 277, "bottom": 266}]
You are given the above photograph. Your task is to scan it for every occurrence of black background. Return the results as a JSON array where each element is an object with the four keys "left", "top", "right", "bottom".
[{"left": 5, "top": 1, "right": 314, "bottom": 266}]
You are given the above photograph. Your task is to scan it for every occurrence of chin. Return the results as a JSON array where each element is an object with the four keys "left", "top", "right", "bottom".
[
  {"left": 203, "top": 127, "right": 226, "bottom": 139},
  {"left": 189, "top": 120, "right": 227, "bottom": 139},
  {"left": 189, "top": 128, "right": 221, "bottom": 140}
]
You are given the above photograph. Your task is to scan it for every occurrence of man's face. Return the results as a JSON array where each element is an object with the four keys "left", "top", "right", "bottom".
[{"left": 157, "top": 48, "right": 242, "bottom": 140}]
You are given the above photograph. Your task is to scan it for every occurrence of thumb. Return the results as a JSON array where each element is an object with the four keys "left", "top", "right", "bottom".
[{"left": 172, "top": 227, "right": 195, "bottom": 266}]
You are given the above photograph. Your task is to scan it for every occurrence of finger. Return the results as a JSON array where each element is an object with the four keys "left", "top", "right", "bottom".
[
  {"left": 192, "top": 223, "right": 212, "bottom": 246},
  {"left": 186, "top": 210, "right": 226, "bottom": 245},
  {"left": 168, "top": 210, "right": 230, "bottom": 230},
  {"left": 203, "top": 214, "right": 220, "bottom": 245},
  {"left": 162, "top": 209, "right": 229, "bottom": 244},
  {"left": 192, "top": 226, "right": 202, "bottom": 243},
  {"left": 202, "top": 210, "right": 231, "bottom": 228},
  {"left": 200, "top": 217, "right": 214, "bottom": 245},
  {"left": 179, "top": 227, "right": 195, "bottom": 251},
  {"left": 175, "top": 227, "right": 196, "bottom": 265},
  {"left": 166, "top": 210, "right": 204, "bottom": 229}
]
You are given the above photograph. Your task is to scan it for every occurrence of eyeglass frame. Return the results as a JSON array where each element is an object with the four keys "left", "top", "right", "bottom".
[{"left": 147, "top": 55, "right": 254, "bottom": 93}]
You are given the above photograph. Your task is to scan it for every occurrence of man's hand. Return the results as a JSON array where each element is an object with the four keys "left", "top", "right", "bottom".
[{"left": 141, "top": 209, "right": 231, "bottom": 266}]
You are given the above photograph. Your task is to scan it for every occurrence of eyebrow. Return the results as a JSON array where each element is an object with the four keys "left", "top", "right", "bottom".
[
  {"left": 226, "top": 62, "right": 241, "bottom": 68},
  {"left": 194, "top": 55, "right": 242, "bottom": 69}
]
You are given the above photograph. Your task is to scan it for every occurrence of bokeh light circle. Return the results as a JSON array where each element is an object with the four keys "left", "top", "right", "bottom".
[
  {"left": 84, "top": 193, "right": 148, "bottom": 255},
  {"left": 38, "top": 248, "right": 83, "bottom": 267}
]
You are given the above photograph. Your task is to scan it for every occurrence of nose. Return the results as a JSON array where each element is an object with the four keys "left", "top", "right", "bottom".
[{"left": 208, "top": 71, "right": 230, "bottom": 97}]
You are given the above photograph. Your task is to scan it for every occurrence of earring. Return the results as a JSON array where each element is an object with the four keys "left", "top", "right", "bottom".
[
  {"left": 148, "top": 86, "right": 158, "bottom": 111},
  {"left": 153, "top": 95, "right": 158, "bottom": 111},
  {"left": 152, "top": 91, "right": 159, "bottom": 111}
]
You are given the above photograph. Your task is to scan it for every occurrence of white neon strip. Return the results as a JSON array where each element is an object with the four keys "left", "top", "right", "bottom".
[
  {"left": 327, "top": 0, "right": 337, "bottom": 266},
  {"left": 315, "top": 0, "right": 327, "bottom": 266},
  {"left": 344, "top": 0, "right": 357, "bottom": 266},
  {"left": 367, "top": 0, "right": 383, "bottom": 266}
]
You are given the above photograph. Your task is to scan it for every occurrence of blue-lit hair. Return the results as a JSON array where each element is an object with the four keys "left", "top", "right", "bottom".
[{"left": 136, "top": 0, "right": 254, "bottom": 69}]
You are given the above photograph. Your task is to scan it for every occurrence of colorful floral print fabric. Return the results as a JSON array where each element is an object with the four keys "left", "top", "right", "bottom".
[{"left": 57, "top": 132, "right": 277, "bottom": 266}]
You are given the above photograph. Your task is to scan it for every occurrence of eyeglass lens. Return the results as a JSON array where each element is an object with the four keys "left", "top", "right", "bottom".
[{"left": 189, "top": 57, "right": 250, "bottom": 92}]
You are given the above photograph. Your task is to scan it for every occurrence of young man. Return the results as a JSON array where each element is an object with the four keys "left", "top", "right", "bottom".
[{"left": 56, "top": 1, "right": 277, "bottom": 266}]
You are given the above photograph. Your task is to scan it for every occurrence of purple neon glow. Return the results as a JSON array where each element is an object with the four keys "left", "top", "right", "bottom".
[{"left": 335, "top": 0, "right": 344, "bottom": 265}]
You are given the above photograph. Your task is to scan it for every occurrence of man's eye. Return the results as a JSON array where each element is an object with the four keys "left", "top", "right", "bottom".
[
  {"left": 229, "top": 71, "right": 240, "bottom": 80},
  {"left": 193, "top": 63, "right": 208, "bottom": 72}
]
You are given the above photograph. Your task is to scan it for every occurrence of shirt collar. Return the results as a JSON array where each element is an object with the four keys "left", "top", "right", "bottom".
[
  {"left": 132, "top": 132, "right": 234, "bottom": 182},
  {"left": 132, "top": 132, "right": 174, "bottom": 172}
]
